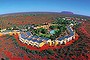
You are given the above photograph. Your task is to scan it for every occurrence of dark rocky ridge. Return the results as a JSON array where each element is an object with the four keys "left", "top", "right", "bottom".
[{"left": 60, "top": 11, "right": 74, "bottom": 14}]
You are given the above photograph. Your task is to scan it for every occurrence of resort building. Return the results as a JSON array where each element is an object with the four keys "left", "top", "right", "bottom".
[
  {"left": 0, "top": 23, "right": 76, "bottom": 48},
  {"left": 19, "top": 25, "right": 75, "bottom": 47},
  {"left": 0, "top": 30, "right": 20, "bottom": 36},
  {"left": 55, "top": 26, "right": 75, "bottom": 46},
  {"left": 19, "top": 32, "right": 51, "bottom": 47}
]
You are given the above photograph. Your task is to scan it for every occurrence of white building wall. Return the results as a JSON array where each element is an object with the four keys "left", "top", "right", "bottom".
[
  {"left": 67, "top": 38, "right": 70, "bottom": 42},
  {"left": 59, "top": 40, "right": 63, "bottom": 44},
  {"left": 73, "top": 33, "right": 75, "bottom": 39}
]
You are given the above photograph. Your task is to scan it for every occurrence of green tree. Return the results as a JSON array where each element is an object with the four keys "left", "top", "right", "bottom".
[
  {"left": 38, "top": 28, "right": 47, "bottom": 34},
  {"left": 46, "top": 49, "right": 54, "bottom": 55},
  {"left": 0, "top": 28, "right": 1, "bottom": 30},
  {"left": 50, "top": 35, "right": 56, "bottom": 40},
  {"left": 49, "top": 25, "right": 57, "bottom": 30}
]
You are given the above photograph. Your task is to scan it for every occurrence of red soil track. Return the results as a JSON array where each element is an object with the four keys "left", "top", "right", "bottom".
[{"left": 14, "top": 33, "right": 79, "bottom": 51}]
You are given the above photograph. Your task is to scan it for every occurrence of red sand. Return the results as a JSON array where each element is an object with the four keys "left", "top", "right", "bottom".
[
  {"left": 0, "top": 32, "right": 79, "bottom": 60},
  {"left": 78, "top": 22, "right": 90, "bottom": 38},
  {"left": 23, "top": 55, "right": 30, "bottom": 60},
  {"left": 4, "top": 51, "right": 22, "bottom": 60},
  {"left": 4, "top": 51, "right": 12, "bottom": 58},
  {"left": 10, "top": 57, "right": 22, "bottom": 60}
]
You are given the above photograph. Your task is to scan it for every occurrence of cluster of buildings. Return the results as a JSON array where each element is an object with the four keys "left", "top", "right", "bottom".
[
  {"left": 0, "top": 30, "right": 20, "bottom": 36},
  {"left": 55, "top": 26, "right": 75, "bottom": 46},
  {"left": 0, "top": 22, "right": 76, "bottom": 48},
  {"left": 62, "top": 17, "right": 86, "bottom": 21},
  {"left": 19, "top": 32, "right": 51, "bottom": 47},
  {"left": 19, "top": 25, "right": 75, "bottom": 48},
  {"left": 33, "top": 23, "right": 57, "bottom": 29}
]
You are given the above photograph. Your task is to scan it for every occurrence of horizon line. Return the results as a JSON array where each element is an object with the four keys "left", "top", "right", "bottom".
[{"left": 0, "top": 11, "right": 90, "bottom": 17}]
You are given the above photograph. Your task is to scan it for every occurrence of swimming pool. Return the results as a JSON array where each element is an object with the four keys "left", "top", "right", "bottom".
[{"left": 50, "top": 30, "right": 55, "bottom": 34}]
